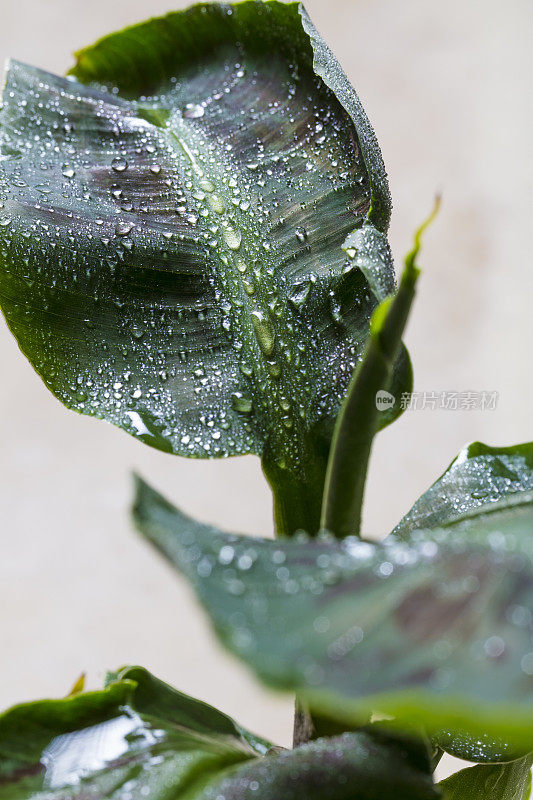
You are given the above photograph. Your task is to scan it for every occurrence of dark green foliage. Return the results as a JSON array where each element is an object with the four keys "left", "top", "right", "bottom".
[{"left": 0, "top": 1, "right": 530, "bottom": 796}]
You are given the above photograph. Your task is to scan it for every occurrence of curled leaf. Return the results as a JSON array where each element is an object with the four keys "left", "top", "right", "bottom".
[{"left": 0, "top": 2, "right": 408, "bottom": 535}]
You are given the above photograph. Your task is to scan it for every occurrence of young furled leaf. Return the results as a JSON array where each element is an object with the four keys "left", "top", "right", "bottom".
[
  {"left": 133, "top": 476, "right": 533, "bottom": 748},
  {"left": 0, "top": 1, "right": 408, "bottom": 533},
  {"left": 0, "top": 666, "right": 439, "bottom": 800},
  {"left": 321, "top": 200, "right": 440, "bottom": 539}
]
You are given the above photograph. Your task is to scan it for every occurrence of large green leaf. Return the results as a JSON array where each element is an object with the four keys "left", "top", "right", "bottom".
[
  {"left": 0, "top": 1, "right": 408, "bottom": 531},
  {"left": 394, "top": 441, "right": 533, "bottom": 538},
  {"left": 440, "top": 755, "right": 532, "bottom": 800},
  {"left": 0, "top": 666, "right": 438, "bottom": 799},
  {"left": 134, "top": 477, "right": 533, "bottom": 748}
]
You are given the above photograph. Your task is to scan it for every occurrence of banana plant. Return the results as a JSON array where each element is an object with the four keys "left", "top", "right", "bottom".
[{"left": 0, "top": 2, "right": 531, "bottom": 798}]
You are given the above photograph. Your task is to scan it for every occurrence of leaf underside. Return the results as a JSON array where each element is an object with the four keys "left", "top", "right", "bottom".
[
  {"left": 0, "top": 1, "right": 405, "bottom": 472},
  {"left": 134, "top": 476, "right": 533, "bottom": 749},
  {"left": 0, "top": 666, "right": 438, "bottom": 799}
]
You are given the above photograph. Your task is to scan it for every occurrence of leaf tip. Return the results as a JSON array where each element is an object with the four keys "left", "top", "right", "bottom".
[
  {"left": 66, "top": 672, "right": 86, "bottom": 697},
  {"left": 404, "top": 194, "right": 442, "bottom": 275}
]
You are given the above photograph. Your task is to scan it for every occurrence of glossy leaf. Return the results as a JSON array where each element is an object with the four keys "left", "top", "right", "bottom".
[
  {"left": 0, "top": 666, "right": 439, "bottom": 799},
  {"left": 0, "top": 666, "right": 260, "bottom": 799},
  {"left": 440, "top": 755, "right": 532, "bottom": 800},
  {"left": 134, "top": 477, "right": 533, "bottom": 748},
  {"left": 0, "top": 1, "right": 410, "bottom": 533},
  {"left": 394, "top": 441, "right": 533, "bottom": 538}
]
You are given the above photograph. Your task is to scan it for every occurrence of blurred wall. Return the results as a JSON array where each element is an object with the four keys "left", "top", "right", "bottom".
[{"left": 0, "top": 0, "right": 532, "bottom": 768}]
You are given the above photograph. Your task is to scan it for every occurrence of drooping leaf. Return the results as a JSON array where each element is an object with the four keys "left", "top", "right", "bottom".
[
  {"left": 0, "top": 666, "right": 439, "bottom": 799},
  {"left": 439, "top": 755, "right": 532, "bottom": 800},
  {"left": 134, "top": 477, "right": 533, "bottom": 747},
  {"left": 0, "top": 1, "right": 409, "bottom": 532},
  {"left": 0, "top": 666, "right": 260, "bottom": 799},
  {"left": 394, "top": 441, "right": 533, "bottom": 538}
]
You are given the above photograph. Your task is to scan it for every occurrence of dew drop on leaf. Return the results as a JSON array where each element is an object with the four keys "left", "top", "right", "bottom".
[{"left": 111, "top": 156, "right": 128, "bottom": 172}]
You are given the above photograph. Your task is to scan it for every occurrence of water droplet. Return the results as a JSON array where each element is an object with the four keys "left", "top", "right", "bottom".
[
  {"left": 115, "top": 221, "right": 134, "bottom": 237},
  {"left": 521, "top": 652, "right": 533, "bottom": 675},
  {"left": 184, "top": 103, "right": 205, "bottom": 119},
  {"left": 231, "top": 392, "right": 253, "bottom": 414},
  {"left": 208, "top": 194, "right": 226, "bottom": 215},
  {"left": 484, "top": 636, "right": 506, "bottom": 658},
  {"left": 223, "top": 227, "right": 242, "bottom": 251},
  {"left": 295, "top": 226, "right": 308, "bottom": 243},
  {"left": 62, "top": 164, "right": 75, "bottom": 179},
  {"left": 251, "top": 312, "right": 275, "bottom": 357},
  {"left": 111, "top": 156, "right": 128, "bottom": 173},
  {"left": 289, "top": 281, "right": 311, "bottom": 310}
]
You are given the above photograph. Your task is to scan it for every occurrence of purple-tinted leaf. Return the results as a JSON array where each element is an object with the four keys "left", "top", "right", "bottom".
[{"left": 134, "top": 478, "right": 533, "bottom": 749}]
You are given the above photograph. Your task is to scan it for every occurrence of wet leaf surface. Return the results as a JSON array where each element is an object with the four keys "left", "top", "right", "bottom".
[
  {"left": 394, "top": 441, "right": 533, "bottom": 539},
  {"left": 134, "top": 478, "right": 533, "bottom": 748},
  {"left": 0, "top": 667, "right": 438, "bottom": 799},
  {"left": 0, "top": 1, "right": 403, "bottom": 484},
  {"left": 0, "top": 666, "right": 262, "bottom": 799}
]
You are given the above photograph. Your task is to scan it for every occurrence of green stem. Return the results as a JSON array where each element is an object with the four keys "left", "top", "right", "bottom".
[
  {"left": 262, "top": 447, "right": 328, "bottom": 537},
  {"left": 262, "top": 438, "right": 329, "bottom": 744}
]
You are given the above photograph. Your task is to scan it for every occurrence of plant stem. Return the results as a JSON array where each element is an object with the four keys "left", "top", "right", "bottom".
[
  {"left": 293, "top": 700, "right": 316, "bottom": 746},
  {"left": 262, "top": 442, "right": 329, "bottom": 538},
  {"left": 262, "top": 440, "right": 330, "bottom": 743}
]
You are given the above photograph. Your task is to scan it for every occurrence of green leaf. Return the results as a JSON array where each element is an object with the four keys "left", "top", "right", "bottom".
[
  {"left": 392, "top": 440, "right": 533, "bottom": 761},
  {"left": 0, "top": 1, "right": 407, "bottom": 533},
  {"left": 134, "top": 477, "right": 533, "bottom": 748},
  {"left": 394, "top": 441, "right": 533, "bottom": 538},
  {"left": 440, "top": 755, "right": 532, "bottom": 800},
  {"left": 0, "top": 666, "right": 439, "bottom": 799},
  {"left": 201, "top": 727, "right": 439, "bottom": 800},
  {"left": 0, "top": 666, "right": 261, "bottom": 799},
  {"left": 321, "top": 198, "right": 439, "bottom": 539}
]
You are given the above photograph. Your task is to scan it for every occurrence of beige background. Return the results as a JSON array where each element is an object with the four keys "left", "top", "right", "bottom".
[{"left": 0, "top": 0, "right": 532, "bottom": 780}]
